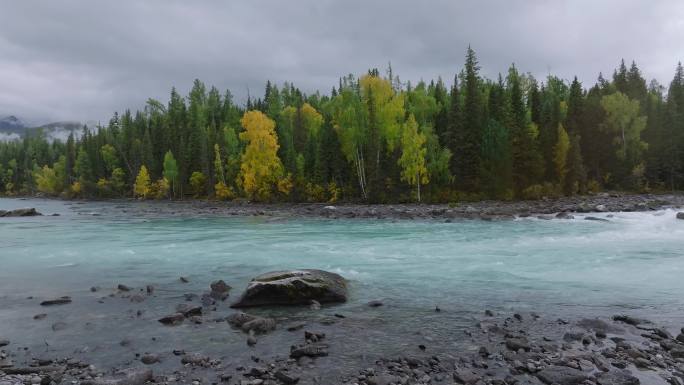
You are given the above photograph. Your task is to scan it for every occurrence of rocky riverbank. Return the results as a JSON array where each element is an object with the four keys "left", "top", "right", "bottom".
[
  {"left": 3, "top": 270, "right": 684, "bottom": 385},
  {"left": 5, "top": 192, "right": 682, "bottom": 221}
]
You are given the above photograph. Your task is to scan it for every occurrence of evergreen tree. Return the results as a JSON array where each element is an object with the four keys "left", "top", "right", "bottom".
[
  {"left": 508, "top": 65, "right": 543, "bottom": 194},
  {"left": 453, "top": 47, "right": 483, "bottom": 192},
  {"left": 564, "top": 134, "right": 587, "bottom": 194},
  {"left": 565, "top": 77, "right": 584, "bottom": 135},
  {"left": 444, "top": 74, "right": 462, "bottom": 173},
  {"left": 65, "top": 133, "right": 75, "bottom": 187}
]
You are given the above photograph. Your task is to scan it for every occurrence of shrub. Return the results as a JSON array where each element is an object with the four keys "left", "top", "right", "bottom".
[{"left": 189, "top": 171, "right": 207, "bottom": 197}]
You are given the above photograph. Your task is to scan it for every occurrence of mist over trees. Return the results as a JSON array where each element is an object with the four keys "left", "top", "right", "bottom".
[{"left": 2, "top": 49, "right": 684, "bottom": 203}]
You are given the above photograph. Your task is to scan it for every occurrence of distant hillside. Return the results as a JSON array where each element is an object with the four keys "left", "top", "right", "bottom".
[
  {"left": 0, "top": 115, "right": 26, "bottom": 132},
  {"left": 0, "top": 115, "right": 93, "bottom": 142}
]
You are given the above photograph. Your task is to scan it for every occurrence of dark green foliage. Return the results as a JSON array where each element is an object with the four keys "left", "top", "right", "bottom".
[
  {"left": 452, "top": 48, "right": 483, "bottom": 192},
  {"left": 508, "top": 65, "right": 543, "bottom": 193},
  {"left": 2, "top": 51, "right": 684, "bottom": 200}
]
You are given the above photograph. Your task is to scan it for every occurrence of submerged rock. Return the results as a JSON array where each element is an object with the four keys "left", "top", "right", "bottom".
[
  {"left": 231, "top": 269, "right": 347, "bottom": 308},
  {"left": 175, "top": 303, "right": 202, "bottom": 317},
  {"left": 158, "top": 313, "right": 185, "bottom": 326},
  {"left": 274, "top": 370, "right": 300, "bottom": 384},
  {"left": 180, "top": 353, "right": 210, "bottom": 366},
  {"left": 51, "top": 322, "right": 67, "bottom": 331},
  {"left": 585, "top": 216, "right": 609, "bottom": 222},
  {"left": 117, "top": 284, "right": 131, "bottom": 292},
  {"left": 209, "top": 280, "right": 231, "bottom": 300},
  {"left": 226, "top": 312, "right": 257, "bottom": 327},
  {"left": 227, "top": 312, "right": 276, "bottom": 334},
  {"left": 140, "top": 354, "right": 160, "bottom": 365},
  {"left": 241, "top": 317, "right": 276, "bottom": 334},
  {"left": 0, "top": 208, "right": 42, "bottom": 217},
  {"left": 91, "top": 367, "right": 153, "bottom": 385},
  {"left": 555, "top": 212, "right": 574, "bottom": 219},
  {"left": 613, "top": 314, "right": 646, "bottom": 326},
  {"left": 290, "top": 343, "right": 329, "bottom": 358},
  {"left": 40, "top": 297, "right": 71, "bottom": 306}
]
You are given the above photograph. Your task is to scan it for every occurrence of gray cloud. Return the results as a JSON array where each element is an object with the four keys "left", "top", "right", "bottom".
[{"left": 1, "top": 0, "right": 682, "bottom": 123}]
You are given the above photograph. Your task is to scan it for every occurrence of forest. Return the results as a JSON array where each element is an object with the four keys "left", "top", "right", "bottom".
[{"left": 1, "top": 48, "right": 683, "bottom": 203}]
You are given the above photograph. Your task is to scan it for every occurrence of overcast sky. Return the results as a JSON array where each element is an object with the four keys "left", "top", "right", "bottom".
[{"left": 1, "top": 0, "right": 683, "bottom": 124}]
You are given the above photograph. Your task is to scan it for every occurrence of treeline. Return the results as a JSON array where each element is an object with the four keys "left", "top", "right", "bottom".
[{"left": 1, "top": 48, "right": 684, "bottom": 203}]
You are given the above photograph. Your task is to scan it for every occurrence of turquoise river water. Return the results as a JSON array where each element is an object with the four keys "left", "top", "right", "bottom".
[{"left": 1, "top": 197, "right": 684, "bottom": 372}]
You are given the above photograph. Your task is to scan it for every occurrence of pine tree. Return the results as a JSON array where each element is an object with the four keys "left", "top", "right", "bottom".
[
  {"left": 566, "top": 77, "right": 584, "bottom": 135},
  {"left": 508, "top": 65, "right": 543, "bottom": 194},
  {"left": 480, "top": 118, "right": 512, "bottom": 199},
  {"left": 65, "top": 133, "right": 75, "bottom": 186},
  {"left": 433, "top": 77, "right": 449, "bottom": 143},
  {"left": 528, "top": 79, "right": 542, "bottom": 125},
  {"left": 554, "top": 124, "right": 570, "bottom": 188},
  {"left": 564, "top": 134, "right": 586, "bottom": 194},
  {"left": 662, "top": 63, "right": 684, "bottom": 189},
  {"left": 444, "top": 74, "right": 462, "bottom": 171},
  {"left": 453, "top": 47, "right": 483, "bottom": 192}
]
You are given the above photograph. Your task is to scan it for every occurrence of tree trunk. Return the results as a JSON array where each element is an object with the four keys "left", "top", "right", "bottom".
[{"left": 417, "top": 175, "right": 421, "bottom": 203}]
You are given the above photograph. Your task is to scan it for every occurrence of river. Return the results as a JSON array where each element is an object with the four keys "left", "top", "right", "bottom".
[{"left": 1, "top": 197, "right": 683, "bottom": 377}]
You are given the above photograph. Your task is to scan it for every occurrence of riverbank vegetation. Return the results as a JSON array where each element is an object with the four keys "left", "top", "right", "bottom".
[{"left": 1, "top": 48, "right": 683, "bottom": 202}]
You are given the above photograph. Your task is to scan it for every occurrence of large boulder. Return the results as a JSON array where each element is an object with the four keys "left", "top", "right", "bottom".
[{"left": 231, "top": 269, "right": 347, "bottom": 308}]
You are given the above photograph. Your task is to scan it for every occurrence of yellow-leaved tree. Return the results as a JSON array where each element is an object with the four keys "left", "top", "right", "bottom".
[
  {"left": 134, "top": 165, "right": 151, "bottom": 199},
  {"left": 398, "top": 114, "right": 428, "bottom": 202},
  {"left": 331, "top": 73, "right": 404, "bottom": 200},
  {"left": 237, "top": 110, "right": 286, "bottom": 201}
]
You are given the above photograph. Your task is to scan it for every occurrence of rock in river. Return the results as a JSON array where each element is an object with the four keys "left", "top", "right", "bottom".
[
  {"left": 290, "top": 343, "right": 329, "bottom": 358},
  {"left": 231, "top": 269, "right": 347, "bottom": 308},
  {"left": 0, "top": 208, "right": 42, "bottom": 217},
  {"left": 227, "top": 312, "right": 276, "bottom": 334},
  {"left": 209, "top": 279, "right": 231, "bottom": 300},
  {"left": 140, "top": 354, "right": 160, "bottom": 365},
  {"left": 40, "top": 297, "right": 72, "bottom": 306},
  {"left": 677, "top": 212, "right": 684, "bottom": 220},
  {"left": 158, "top": 313, "right": 185, "bottom": 326},
  {"left": 91, "top": 367, "right": 153, "bottom": 385}
]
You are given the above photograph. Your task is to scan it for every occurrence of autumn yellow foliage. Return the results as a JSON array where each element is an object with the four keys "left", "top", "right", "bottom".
[
  {"left": 70, "top": 181, "right": 82, "bottom": 196},
  {"left": 237, "top": 110, "right": 285, "bottom": 201},
  {"left": 134, "top": 165, "right": 151, "bottom": 199},
  {"left": 398, "top": 114, "right": 429, "bottom": 201},
  {"left": 214, "top": 181, "right": 235, "bottom": 200},
  {"left": 153, "top": 178, "right": 170, "bottom": 199}
]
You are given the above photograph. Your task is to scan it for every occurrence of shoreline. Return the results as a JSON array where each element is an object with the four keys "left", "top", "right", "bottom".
[
  {"left": 3, "top": 192, "right": 684, "bottom": 221},
  {"left": 2, "top": 276, "right": 683, "bottom": 385}
]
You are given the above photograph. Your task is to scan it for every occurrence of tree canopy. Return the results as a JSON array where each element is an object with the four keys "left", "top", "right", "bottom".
[{"left": 2, "top": 50, "right": 683, "bottom": 202}]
